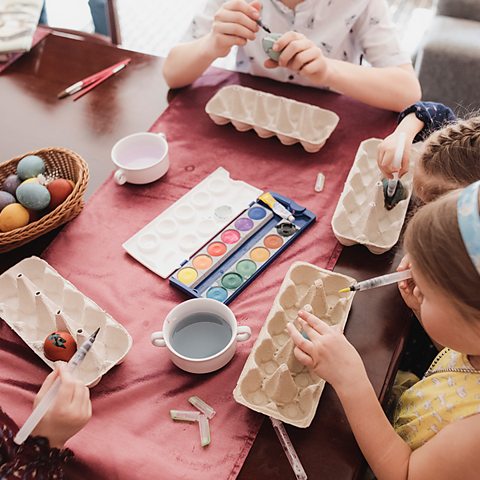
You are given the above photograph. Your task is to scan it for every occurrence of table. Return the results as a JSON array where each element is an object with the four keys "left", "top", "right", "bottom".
[{"left": 0, "top": 31, "right": 413, "bottom": 479}]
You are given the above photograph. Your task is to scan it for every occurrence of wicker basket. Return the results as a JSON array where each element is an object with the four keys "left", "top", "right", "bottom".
[{"left": 0, "top": 147, "right": 89, "bottom": 253}]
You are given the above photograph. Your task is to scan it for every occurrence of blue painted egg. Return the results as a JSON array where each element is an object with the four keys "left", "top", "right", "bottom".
[
  {"left": 2, "top": 174, "right": 21, "bottom": 196},
  {"left": 16, "top": 155, "right": 46, "bottom": 180},
  {"left": 16, "top": 183, "right": 51, "bottom": 210},
  {"left": 0, "top": 191, "right": 16, "bottom": 212}
]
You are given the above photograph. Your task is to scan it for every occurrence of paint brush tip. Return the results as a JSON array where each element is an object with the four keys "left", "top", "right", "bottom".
[{"left": 338, "top": 288, "right": 350, "bottom": 293}]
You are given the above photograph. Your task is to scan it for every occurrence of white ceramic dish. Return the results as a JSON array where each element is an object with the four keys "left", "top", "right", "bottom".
[
  {"left": 331, "top": 138, "right": 416, "bottom": 254},
  {"left": 205, "top": 85, "right": 339, "bottom": 153},
  {"left": 123, "top": 167, "right": 262, "bottom": 278},
  {"left": 0, "top": 257, "right": 132, "bottom": 387},
  {"left": 151, "top": 298, "right": 251, "bottom": 374},
  {"left": 111, "top": 132, "right": 169, "bottom": 185},
  {"left": 233, "top": 261, "right": 355, "bottom": 428}
]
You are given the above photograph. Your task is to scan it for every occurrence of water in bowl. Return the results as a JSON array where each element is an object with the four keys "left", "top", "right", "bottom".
[{"left": 170, "top": 312, "right": 232, "bottom": 359}]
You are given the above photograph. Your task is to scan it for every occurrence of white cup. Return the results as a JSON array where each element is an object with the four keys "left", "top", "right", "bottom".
[
  {"left": 151, "top": 298, "right": 251, "bottom": 374},
  {"left": 111, "top": 132, "right": 169, "bottom": 185}
]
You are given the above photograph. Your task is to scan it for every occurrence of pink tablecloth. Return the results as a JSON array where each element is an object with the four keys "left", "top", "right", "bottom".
[
  {"left": 0, "top": 69, "right": 396, "bottom": 479},
  {"left": 0, "top": 27, "right": 50, "bottom": 75}
]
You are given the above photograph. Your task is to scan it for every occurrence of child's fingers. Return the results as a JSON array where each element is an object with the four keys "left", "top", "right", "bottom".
[
  {"left": 396, "top": 254, "right": 410, "bottom": 271},
  {"left": 293, "top": 346, "right": 314, "bottom": 368},
  {"left": 225, "top": 0, "right": 259, "bottom": 19},
  {"left": 298, "top": 310, "right": 329, "bottom": 335},
  {"left": 278, "top": 38, "right": 311, "bottom": 67},
  {"left": 215, "top": 20, "right": 257, "bottom": 40},
  {"left": 272, "top": 31, "right": 301, "bottom": 52},
  {"left": 220, "top": 9, "right": 259, "bottom": 32},
  {"left": 249, "top": 0, "right": 262, "bottom": 12},
  {"left": 264, "top": 58, "right": 278, "bottom": 69},
  {"left": 35, "top": 367, "right": 61, "bottom": 402},
  {"left": 286, "top": 323, "right": 315, "bottom": 356},
  {"left": 299, "top": 318, "right": 320, "bottom": 341},
  {"left": 289, "top": 46, "right": 319, "bottom": 72}
]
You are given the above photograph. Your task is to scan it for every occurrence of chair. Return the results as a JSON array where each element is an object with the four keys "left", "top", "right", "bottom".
[
  {"left": 47, "top": 0, "right": 121, "bottom": 46},
  {"left": 415, "top": 0, "right": 480, "bottom": 111}
]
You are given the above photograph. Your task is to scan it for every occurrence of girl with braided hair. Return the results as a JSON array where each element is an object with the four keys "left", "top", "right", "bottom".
[{"left": 377, "top": 102, "right": 480, "bottom": 203}]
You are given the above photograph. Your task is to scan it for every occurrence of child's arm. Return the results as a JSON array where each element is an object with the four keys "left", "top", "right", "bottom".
[
  {"left": 287, "top": 311, "right": 480, "bottom": 480},
  {"left": 163, "top": 0, "right": 261, "bottom": 88},
  {"left": 265, "top": 31, "right": 420, "bottom": 112},
  {"left": 377, "top": 102, "right": 457, "bottom": 178}
]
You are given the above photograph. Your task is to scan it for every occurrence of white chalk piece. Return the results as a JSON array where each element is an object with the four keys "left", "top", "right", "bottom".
[
  {"left": 314, "top": 173, "right": 325, "bottom": 192},
  {"left": 189, "top": 395, "right": 216, "bottom": 419},
  {"left": 198, "top": 414, "right": 211, "bottom": 447},
  {"left": 170, "top": 410, "right": 201, "bottom": 422}
]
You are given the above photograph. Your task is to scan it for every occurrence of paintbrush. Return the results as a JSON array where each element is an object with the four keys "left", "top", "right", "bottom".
[{"left": 256, "top": 19, "right": 271, "bottom": 33}]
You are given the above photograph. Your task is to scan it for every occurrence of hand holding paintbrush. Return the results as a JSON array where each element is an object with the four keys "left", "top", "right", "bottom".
[{"left": 14, "top": 328, "right": 99, "bottom": 447}]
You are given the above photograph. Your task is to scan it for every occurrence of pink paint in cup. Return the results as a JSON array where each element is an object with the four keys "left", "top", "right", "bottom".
[{"left": 111, "top": 132, "right": 169, "bottom": 185}]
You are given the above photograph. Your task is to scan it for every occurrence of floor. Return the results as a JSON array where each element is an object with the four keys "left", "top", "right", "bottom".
[{"left": 44, "top": 0, "right": 437, "bottom": 59}]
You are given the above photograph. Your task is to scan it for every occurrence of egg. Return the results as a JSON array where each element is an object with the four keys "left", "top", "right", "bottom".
[
  {"left": 16, "top": 183, "right": 51, "bottom": 210},
  {"left": 21, "top": 178, "right": 40, "bottom": 185},
  {"left": 43, "top": 331, "right": 77, "bottom": 362},
  {"left": 17, "top": 155, "right": 46, "bottom": 180},
  {"left": 2, "top": 174, "right": 21, "bottom": 196},
  {"left": 0, "top": 191, "right": 16, "bottom": 212},
  {"left": 0, "top": 203, "right": 30, "bottom": 232},
  {"left": 47, "top": 179, "right": 74, "bottom": 210}
]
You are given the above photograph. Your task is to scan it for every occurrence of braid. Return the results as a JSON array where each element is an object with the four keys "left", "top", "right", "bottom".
[{"left": 421, "top": 116, "right": 480, "bottom": 186}]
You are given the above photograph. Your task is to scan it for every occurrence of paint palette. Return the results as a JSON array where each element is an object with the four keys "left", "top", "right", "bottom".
[
  {"left": 233, "top": 262, "right": 355, "bottom": 427},
  {"left": 331, "top": 138, "right": 416, "bottom": 254},
  {"left": 123, "top": 168, "right": 263, "bottom": 278},
  {"left": 205, "top": 85, "right": 340, "bottom": 153},
  {"left": 169, "top": 195, "right": 316, "bottom": 304},
  {"left": 0, "top": 257, "right": 132, "bottom": 387}
]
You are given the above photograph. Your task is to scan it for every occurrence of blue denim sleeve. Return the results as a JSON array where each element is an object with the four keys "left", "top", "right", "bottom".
[{"left": 398, "top": 102, "right": 457, "bottom": 143}]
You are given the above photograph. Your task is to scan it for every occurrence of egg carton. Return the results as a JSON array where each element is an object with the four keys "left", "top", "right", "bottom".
[
  {"left": 0, "top": 257, "right": 132, "bottom": 387},
  {"left": 123, "top": 167, "right": 262, "bottom": 278},
  {"left": 331, "top": 138, "right": 416, "bottom": 254},
  {"left": 233, "top": 261, "right": 355, "bottom": 428},
  {"left": 205, "top": 85, "right": 339, "bottom": 153}
]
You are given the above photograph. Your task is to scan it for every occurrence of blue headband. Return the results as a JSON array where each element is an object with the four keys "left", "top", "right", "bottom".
[{"left": 457, "top": 180, "right": 480, "bottom": 275}]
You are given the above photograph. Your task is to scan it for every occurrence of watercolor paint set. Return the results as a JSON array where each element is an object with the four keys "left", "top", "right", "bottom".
[
  {"left": 123, "top": 168, "right": 315, "bottom": 304},
  {"left": 169, "top": 194, "right": 316, "bottom": 304}
]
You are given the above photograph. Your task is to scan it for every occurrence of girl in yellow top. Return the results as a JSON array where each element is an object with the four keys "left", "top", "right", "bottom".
[{"left": 288, "top": 181, "right": 480, "bottom": 479}]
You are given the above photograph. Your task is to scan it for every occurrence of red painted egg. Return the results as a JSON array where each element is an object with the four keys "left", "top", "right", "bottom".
[
  {"left": 46, "top": 179, "right": 74, "bottom": 210},
  {"left": 43, "top": 331, "right": 77, "bottom": 362}
]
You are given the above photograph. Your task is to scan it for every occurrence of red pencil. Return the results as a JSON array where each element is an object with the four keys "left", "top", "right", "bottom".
[{"left": 57, "top": 58, "right": 131, "bottom": 99}]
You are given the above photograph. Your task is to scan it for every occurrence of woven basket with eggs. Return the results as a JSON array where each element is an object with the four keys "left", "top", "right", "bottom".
[{"left": 0, "top": 147, "right": 89, "bottom": 253}]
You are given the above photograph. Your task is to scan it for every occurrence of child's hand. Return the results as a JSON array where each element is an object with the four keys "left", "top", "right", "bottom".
[
  {"left": 377, "top": 130, "right": 412, "bottom": 179},
  {"left": 397, "top": 255, "right": 421, "bottom": 319},
  {"left": 286, "top": 310, "right": 365, "bottom": 392},
  {"left": 207, "top": 0, "right": 261, "bottom": 58},
  {"left": 265, "top": 32, "right": 330, "bottom": 84},
  {"left": 31, "top": 364, "right": 92, "bottom": 449}
]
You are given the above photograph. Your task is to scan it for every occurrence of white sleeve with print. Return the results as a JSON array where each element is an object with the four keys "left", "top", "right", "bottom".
[
  {"left": 354, "top": 0, "right": 411, "bottom": 67},
  {"left": 182, "top": 0, "right": 227, "bottom": 42}
]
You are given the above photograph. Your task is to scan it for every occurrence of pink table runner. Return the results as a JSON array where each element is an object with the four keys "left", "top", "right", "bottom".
[
  {"left": 0, "top": 27, "right": 50, "bottom": 75},
  {"left": 0, "top": 69, "right": 396, "bottom": 479}
]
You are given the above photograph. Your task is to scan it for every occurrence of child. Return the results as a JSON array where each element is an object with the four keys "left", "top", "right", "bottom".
[
  {"left": 288, "top": 182, "right": 480, "bottom": 478},
  {"left": 377, "top": 102, "right": 480, "bottom": 203},
  {"left": 163, "top": 0, "right": 421, "bottom": 112},
  {"left": 0, "top": 364, "right": 91, "bottom": 478}
]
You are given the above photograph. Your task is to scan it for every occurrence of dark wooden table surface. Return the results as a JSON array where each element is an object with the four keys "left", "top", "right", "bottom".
[{"left": 0, "top": 31, "right": 412, "bottom": 480}]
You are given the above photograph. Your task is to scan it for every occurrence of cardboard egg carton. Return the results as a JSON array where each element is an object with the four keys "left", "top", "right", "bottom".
[
  {"left": 331, "top": 138, "right": 416, "bottom": 254},
  {"left": 0, "top": 257, "right": 132, "bottom": 387},
  {"left": 233, "top": 261, "right": 355, "bottom": 428},
  {"left": 205, "top": 85, "right": 339, "bottom": 153}
]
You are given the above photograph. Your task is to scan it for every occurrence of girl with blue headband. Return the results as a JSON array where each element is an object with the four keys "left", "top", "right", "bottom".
[{"left": 288, "top": 181, "right": 480, "bottom": 479}]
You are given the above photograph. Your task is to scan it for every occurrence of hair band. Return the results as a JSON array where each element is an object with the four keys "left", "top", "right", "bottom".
[{"left": 457, "top": 180, "right": 480, "bottom": 275}]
